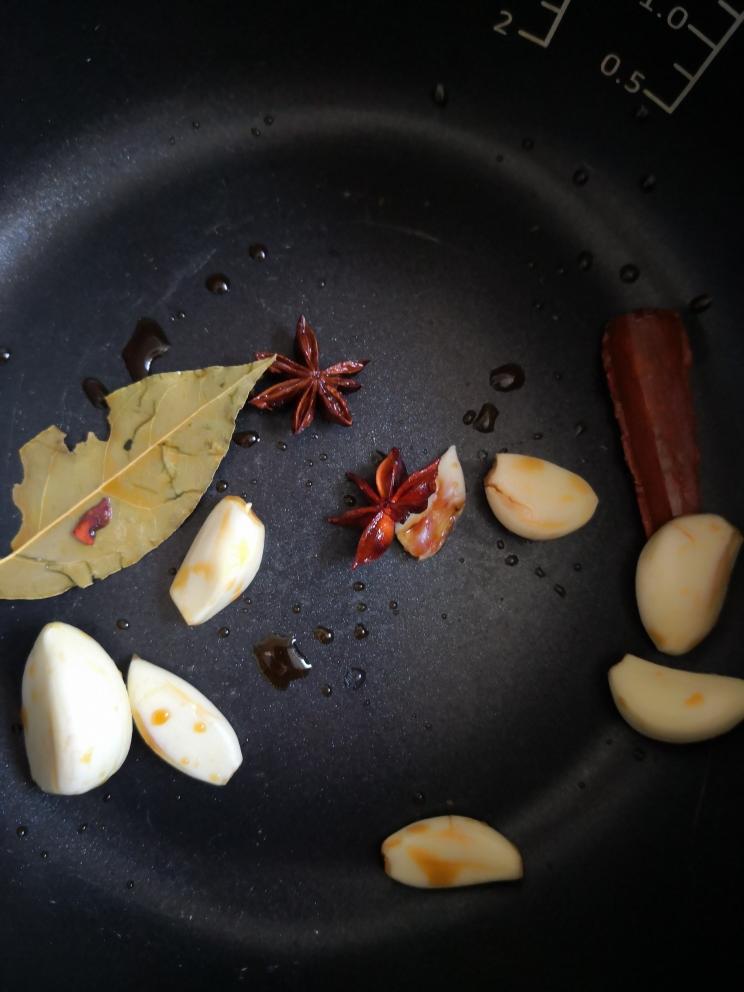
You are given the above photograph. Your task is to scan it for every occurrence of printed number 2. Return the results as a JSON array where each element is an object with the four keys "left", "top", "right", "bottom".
[{"left": 493, "top": 10, "right": 513, "bottom": 34}]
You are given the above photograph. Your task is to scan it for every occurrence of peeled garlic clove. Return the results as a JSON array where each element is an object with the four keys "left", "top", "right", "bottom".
[
  {"left": 636, "top": 513, "right": 742, "bottom": 655},
  {"left": 170, "top": 495, "right": 264, "bottom": 625},
  {"left": 396, "top": 445, "right": 466, "bottom": 559},
  {"left": 609, "top": 653, "right": 744, "bottom": 743},
  {"left": 381, "top": 815, "right": 523, "bottom": 889},
  {"left": 22, "top": 622, "right": 132, "bottom": 795},
  {"left": 127, "top": 655, "right": 242, "bottom": 785},
  {"left": 483, "top": 453, "right": 598, "bottom": 541}
]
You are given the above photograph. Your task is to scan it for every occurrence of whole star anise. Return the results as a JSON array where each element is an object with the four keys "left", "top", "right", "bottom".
[
  {"left": 328, "top": 449, "right": 440, "bottom": 568},
  {"left": 249, "top": 315, "right": 368, "bottom": 434}
]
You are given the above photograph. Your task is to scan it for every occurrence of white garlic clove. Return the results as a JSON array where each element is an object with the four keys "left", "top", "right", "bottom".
[
  {"left": 170, "top": 495, "right": 264, "bottom": 625},
  {"left": 396, "top": 445, "right": 466, "bottom": 559},
  {"left": 483, "top": 453, "right": 598, "bottom": 541},
  {"left": 127, "top": 655, "right": 242, "bottom": 785},
  {"left": 635, "top": 513, "right": 742, "bottom": 655},
  {"left": 609, "top": 653, "right": 744, "bottom": 743},
  {"left": 22, "top": 622, "right": 132, "bottom": 795},
  {"left": 381, "top": 815, "right": 523, "bottom": 889}
]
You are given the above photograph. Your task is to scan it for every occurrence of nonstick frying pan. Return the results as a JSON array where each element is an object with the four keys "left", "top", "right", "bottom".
[{"left": 2, "top": 2, "right": 743, "bottom": 989}]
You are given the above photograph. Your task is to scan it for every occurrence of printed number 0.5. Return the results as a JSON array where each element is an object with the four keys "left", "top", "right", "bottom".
[
  {"left": 493, "top": 10, "right": 513, "bottom": 35},
  {"left": 624, "top": 69, "right": 646, "bottom": 93}
]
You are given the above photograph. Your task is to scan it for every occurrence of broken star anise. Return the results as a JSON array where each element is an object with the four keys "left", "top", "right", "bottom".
[
  {"left": 328, "top": 449, "right": 440, "bottom": 568},
  {"left": 250, "top": 315, "right": 368, "bottom": 434}
]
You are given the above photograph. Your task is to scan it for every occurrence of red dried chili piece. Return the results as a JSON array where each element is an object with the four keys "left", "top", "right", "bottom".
[
  {"left": 328, "top": 449, "right": 440, "bottom": 568},
  {"left": 73, "top": 497, "right": 112, "bottom": 545},
  {"left": 249, "top": 315, "right": 368, "bottom": 433}
]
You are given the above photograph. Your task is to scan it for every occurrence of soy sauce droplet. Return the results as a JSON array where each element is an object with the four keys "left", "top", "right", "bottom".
[
  {"left": 505, "top": 554, "right": 518, "bottom": 566},
  {"left": 126, "top": 880, "right": 135, "bottom": 889},
  {"left": 82, "top": 377, "right": 109, "bottom": 410},
  {"left": 313, "top": 626, "right": 334, "bottom": 645},
  {"left": 253, "top": 634, "right": 311, "bottom": 690},
  {"left": 356, "top": 603, "right": 367, "bottom": 613},
  {"left": 640, "top": 173, "right": 656, "bottom": 192},
  {"left": 413, "top": 791, "right": 426, "bottom": 804},
  {"left": 573, "top": 168, "right": 589, "bottom": 186},
  {"left": 292, "top": 604, "right": 301, "bottom": 614},
  {"left": 234, "top": 430, "right": 260, "bottom": 447},
  {"left": 103, "top": 793, "right": 112, "bottom": 802},
  {"left": 122, "top": 318, "right": 170, "bottom": 381},
  {"left": 251, "top": 127, "right": 261, "bottom": 137},
  {"left": 496, "top": 539, "right": 505, "bottom": 550},
  {"left": 354, "top": 623, "right": 368, "bottom": 639},
  {"left": 344, "top": 667, "right": 366, "bottom": 690},
  {"left": 216, "top": 480, "right": 228, "bottom": 492},
  {"left": 533, "top": 432, "right": 543, "bottom": 440},
  {"left": 16, "top": 825, "right": 28, "bottom": 838},
  {"left": 40, "top": 850, "right": 49, "bottom": 860},
  {"left": 343, "top": 494, "right": 356, "bottom": 507},
  {"left": 116, "top": 618, "right": 129, "bottom": 630},
  {"left": 535, "top": 566, "right": 546, "bottom": 578},
  {"left": 0, "top": 347, "right": 11, "bottom": 363},
  {"left": 78, "top": 823, "right": 88, "bottom": 834},
  {"left": 206, "top": 273, "right": 231, "bottom": 294},
  {"left": 574, "top": 421, "right": 586, "bottom": 436},
  {"left": 432, "top": 82, "right": 448, "bottom": 106},
  {"left": 319, "top": 453, "right": 328, "bottom": 461},
  {"left": 192, "top": 120, "right": 200, "bottom": 129},
  {"left": 218, "top": 627, "right": 230, "bottom": 638},
  {"left": 633, "top": 746, "right": 646, "bottom": 761},
  {"left": 553, "top": 584, "right": 566, "bottom": 598},
  {"left": 573, "top": 562, "right": 583, "bottom": 572},
  {"left": 489, "top": 364, "right": 525, "bottom": 392},
  {"left": 249, "top": 243, "right": 268, "bottom": 261},
  {"left": 353, "top": 581, "right": 365, "bottom": 592},
  {"left": 168, "top": 566, "right": 177, "bottom": 575},
  {"left": 473, "top": 402, "right": 499, "bottom": 433},
  {"left": 463, "top": 410, "right": 476, "bottom": 425},
  {"left": 689, "top": 293, "right": 712, "bottom": 314},
  {"left": 321, "top": 685, "right": 333, "bottom": 697},
  {"left": 277, "top": 441, "right": 287, "bottom": 451},
  {"left": 620, "top": 264, "right": 640, "bottom": 283},
  {"left": 577, "top": 250, "right": 593, "bottom": 271},
  {"left": 264, "top": 115, "right": 274, "bottom": 126},
  {"left": 634, "top": 104, "right": 649, "bottom": 121},
  {"left": 389, "top": 600, "right": 398, "bottom": 610}
]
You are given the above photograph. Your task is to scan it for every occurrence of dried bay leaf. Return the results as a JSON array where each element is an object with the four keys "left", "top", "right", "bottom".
[{"left": 0, "top": 358, "right": 274, "bottom": 600}]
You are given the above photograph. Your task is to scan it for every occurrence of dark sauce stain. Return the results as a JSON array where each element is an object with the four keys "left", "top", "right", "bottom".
[
  {"left": 123, "top": 439, "right": 133, "bottom": 452},
  {"left": 253, "top": 634, "right": 311, "bottom": 690},
  {"left": 205, "top": 273, "right": 231, "bottom": 294},
  {"left": 473, "top": 402, "right": 499, "bottom": 433},
  {"left": 122, "top": 318, "right": 170, "bottom": 381},
  {"left": 489, "top": 364, "right": 525, "bottom": 392},
  {"left": 82, "top": 377, "right": 109, "bottom": 410}
]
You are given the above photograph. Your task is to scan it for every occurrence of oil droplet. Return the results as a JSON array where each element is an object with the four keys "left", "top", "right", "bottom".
[
  {"left": 344, "top": 667, "right": 366, "bottom": 690},
  {"left": 122, "top": 318, "right": 170, "bottom": 381},
  {"left": 577, "top": 250, "right": 593, "bottom": 271},
  {"left": 432, "top": 82, "right": 447, "bottom": 106},
  {"left": 496, "top": 539, "right": 505, "bottom": 550},
  {"left": 620, "top": 264, "right": 639, "bottom": 283},
  {"left": 0, "top": 347, "right": 11, "bottom": 363},
  {"left": 126, "top": 880, "right": 135, "bottom": 889},
  {"left": 264, "top": 115, "right": 274, "bottom": 126},
  {"left": 533, "top": 432, "right": 543, "bottom": 440},
  {"left": 249, "top": 243, "right": 268, "bottom": 261},
  {"left": 321, "top": 685, "right": 333, "bottom": 697},
  {"left": 218, "top": 626, "right": 230, "bottom": 638},
  {"left": 78, "top": 823, "right": 87, "bottom": 834},
  {"left": 553, "top": 584, "right": 566, "bottom": 598},
  {"left": 639, "top": 173, "right": 656, "bottom": 192},
  {"left": 389, "top": 600, "right": 398, "bottom": 610},
  {"left": 353, "top": 581, "right": 365, "bottom": 592},
  {"left": 313, "top": 626, "right": 334, "bottom": 645},
  {"left": 574, "top": 421, "right": 586, "bottom": 436},
  {"left": 573, "top": 562, "right": 582, "bottom": 572},
  {"left": 462, "top": 409, "right": 476, "bottom": 425},
  {"left": 16, "top": 825, "right": 28, "bottom": 838},
  {"left": 40, "top": 850, "right": 49, "bottom": 860},
  {"left": 573, "top": 168, "right": 589, "bottom": 186},
  {"left": 151, "top": 709, "right": 170, "bottom": 725},
  {"left": 343, "top": 494, "right": 356, "bottom": 507},
  {"left": 489, "top": 363, "right": 525, "bottom": 392},
  {"left": 505, "top": 554, "right": 518, "bottom": 566},
  {"left": 116, "top": 618, "right": 129, "bottom": 630},
  {"left": 277, "top": 441, "right": 288, "bottom": 451},
  {"left": 234, "top": 430, "right": 260, "bottom": 447},
  {"left": 413, "top": 791, "right": 426, "bottom": 804},
  {"left": 253, "top": 634, "right": 311, "bottom": 690},
  {"left": 354, "top": 623, "right": 368, "bottom": 640},
  {"left": 535, "top": 566, "right": 546, "bottom": 578},
  {"left": 292, "top": 604, "right": 301, "bottom": 614},
  {"left": 193, "top": 721, "right": 207, "bottom": 733},
  {"left": 216, "top": 480, "right": 228, "bottom": 493},
  {"left": 206, "top": 273, "right": 231, "bottom": 294},
  {"left": 689, "top": 293, "right": 712, "bottom": 313},
  {"left": 82, "top": 377, "right": 109, "bottom": 410},
  {"left": 473, "top": 402, "right": 498, "bottom": 433}
]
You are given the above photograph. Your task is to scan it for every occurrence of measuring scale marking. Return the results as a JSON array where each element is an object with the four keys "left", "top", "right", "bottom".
[
  {"left": 517, "top": 0, "right": 573, "bottom": 47},
  {"left": 643, "top": 0, "right": 744, "bottom": 113}
]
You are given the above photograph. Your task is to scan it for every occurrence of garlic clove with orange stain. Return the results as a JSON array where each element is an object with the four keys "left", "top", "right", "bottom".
[
  {"left": 396, "top": 445, "right": 466, "bottom": 559},
  {"left": 484, "top": 453, "right": 598, "bottom": 540},
  {"left": 170, "top": 495, "right": 264, "bottom": 625},
  {"left": 22, "top": 622, "right": 132, "bottom": 795},
  {"left": 381, "top": 815, "right": 523, "bottom": 889},
  {"left": 635, "top": 513, "right": 742, "bottom": 655},
  {"left": 127, "top": 656, "right": 242, "bottom": 785},
  {"left": 609, "top": 654, "right": 744, "bottom": 743}
]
